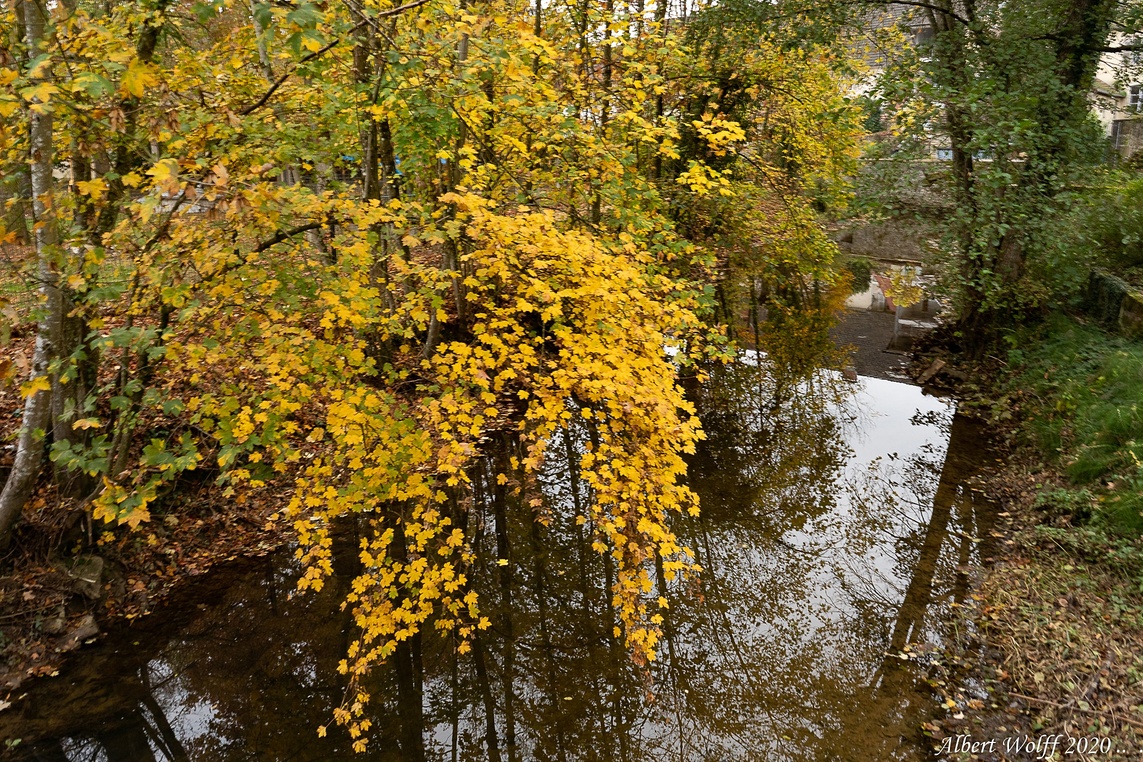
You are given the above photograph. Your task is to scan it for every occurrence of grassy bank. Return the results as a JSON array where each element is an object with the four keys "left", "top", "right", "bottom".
[
  {"left": 998, "top": 313, "right": 1143, "bottom": 533},
  {"left": 933, "top": 312, "right": 1143, "bottom": 758}
]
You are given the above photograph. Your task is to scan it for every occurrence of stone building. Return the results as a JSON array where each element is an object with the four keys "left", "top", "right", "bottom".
[
  {"left": 1092, "top": 42, "right": 1143, "bottom": 161},
  {"left": 862, "top": 5, "right": 1143, "bottom": 161}
]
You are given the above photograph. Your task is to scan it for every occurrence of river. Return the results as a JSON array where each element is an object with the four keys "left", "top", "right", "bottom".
[{"left": 0, "top": 339, "right": 994, "bottom": 761}]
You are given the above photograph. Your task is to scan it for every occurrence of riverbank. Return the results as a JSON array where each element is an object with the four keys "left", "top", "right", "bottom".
[
  {"left": 0, "top": 316, "right": 303, "bottom": 702},
  {"left": 0, "top": 476, "right": 288, "bottom": 696},
  {"left": 918, "top": 313, "right": 1143, "bottom": 759}
]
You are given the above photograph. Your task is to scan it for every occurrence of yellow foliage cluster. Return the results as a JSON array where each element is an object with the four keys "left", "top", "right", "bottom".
[
  {"left": 0, "top": 0, "right": 860, "bottom": 747},
  {"left": 883, "top": 266, "right": 925, "bottom": 309},
  {"left": 279, "top": 197, "right": 704, "bottom": 737}
]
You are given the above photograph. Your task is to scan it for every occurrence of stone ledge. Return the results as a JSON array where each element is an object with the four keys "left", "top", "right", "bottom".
[
  {"left": 1085, "top": 269, "right": 1143, "bottom": 340},
  {"left": 1119, "top": 288, "right": 1143, "bottom": 339}
]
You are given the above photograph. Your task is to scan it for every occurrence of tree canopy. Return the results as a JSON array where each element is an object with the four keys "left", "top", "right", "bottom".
[
  {"left": 860, "top": 0, "right": 1143, "bottom": 348},
  {"left": 0, "top": 0, "right": 861, "bottom": 746}
]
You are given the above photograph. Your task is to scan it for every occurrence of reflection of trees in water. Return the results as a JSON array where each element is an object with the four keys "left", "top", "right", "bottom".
[
  {"left": 422, "top": 358, "right": 863, "bottom": 761},
  {"left": 4, "top": 363, "right": 993, "bottom": 762},
  {"left": 840, "top": 408, "right": 990, "bottom": 649},
  {"left": 5, "top": 549, "right": 374, "bottom": 761},
  {"left": 667, "top": 360, "right": 862, "bottom": 759},
  {"left": 822, "top": 412, "right": 997, "bottom": 760},
  {"left": 690, "top": 359, "right": 851, "bottom": 528},
  {"left": 24, "top": 697, "right": 173, "bottom": 762}
]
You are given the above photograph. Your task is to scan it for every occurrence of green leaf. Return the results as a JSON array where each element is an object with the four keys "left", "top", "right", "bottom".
[
  {"left": 74, "top": 72, "right": 113, "bottom": 98},
  {"left": 252, "top": 2, "right": 273, "bottom": 29}
]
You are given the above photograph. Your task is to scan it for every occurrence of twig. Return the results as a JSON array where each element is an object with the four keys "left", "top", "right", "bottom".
[
  {"left": 0, "top": 602, "right": 61, "bottom": 622},
  {"left": 252, "top": 222, "right": 325, "bottom": 254},
  {"left": 240, "top": 0, "right": 433, "bottom": 116},
  {"left": 1070, "top": 651, "right": 1114, "bottom": 708},
  {"left": 1008, "top": 692, "right": 1143, "bottom": 730}
]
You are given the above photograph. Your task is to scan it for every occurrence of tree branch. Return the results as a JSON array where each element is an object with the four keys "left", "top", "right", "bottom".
[
  {"left": 240, "top": 26, "right": 361, "bottom": 116},
  {"left": 240, "top": 0, "right": 431, "bottom": 117},
  {"left": 253, "top": 222, "right": 325, "bottom": 253},
  {"left": 841, "top": 0, "right": 971, "bottom": 28}
]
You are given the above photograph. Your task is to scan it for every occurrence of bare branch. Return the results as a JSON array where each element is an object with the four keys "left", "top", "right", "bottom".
[{"left": 839, "top": 0, "right": 971, "bottom": 28}]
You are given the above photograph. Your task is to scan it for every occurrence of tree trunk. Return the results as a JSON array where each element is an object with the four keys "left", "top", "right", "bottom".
[
  {"left": 0, "top": 0, "right": 58, "bottom": 549},
  {"left": 50, "top": 302, "right": 99, "bottom": 500},
  {"left": 0, "top": 166, "right": 31, "bottom": 245}
]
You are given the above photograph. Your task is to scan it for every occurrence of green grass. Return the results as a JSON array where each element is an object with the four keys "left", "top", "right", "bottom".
[{"left": 1004, "top": 312, "right": 1143, "bottom": 533}]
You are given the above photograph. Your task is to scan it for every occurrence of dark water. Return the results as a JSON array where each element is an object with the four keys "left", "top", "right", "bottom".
[{"left": 0, "top": 359, "right": 994, "bottom": 761}]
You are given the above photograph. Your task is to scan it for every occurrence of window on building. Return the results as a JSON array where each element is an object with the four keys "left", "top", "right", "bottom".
[{"left": 1131, "top": 85, "right": 1143, "bottom": 112}]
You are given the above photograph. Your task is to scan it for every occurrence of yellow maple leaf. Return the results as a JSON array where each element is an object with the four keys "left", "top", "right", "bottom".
[
  {"left": 21, "top": 82, "right": 58, "bottom": 104},
  {"left": 20, "top": 375, "right": 50, "bottom": 398},
  {"left": 76, "top": 178, "right": 107, "bottom": 200},
  {"left": 120, "top": 59, "right": 157, "bottom": 99},
  {"left": 148, "top": 158, "right": 180, "bottom": 184}
]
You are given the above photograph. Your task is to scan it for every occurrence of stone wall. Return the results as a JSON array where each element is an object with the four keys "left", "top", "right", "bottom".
[
  {"left": 834, "top": 219, "right": 937, "bottom": 263},
  {"left": 1111, "top": 118, "right": 1143, "bottom": 162},
  {"left": 1119, "top": 290, "right": 1143, "bottom": 339},
  {"left": 1085, "top": 270, "right": 1143, "bottom": 339}
]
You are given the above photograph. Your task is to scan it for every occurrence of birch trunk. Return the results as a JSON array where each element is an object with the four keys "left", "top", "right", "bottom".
[{"left": 0, "top": 0, "right": 58, "bottom": 548}]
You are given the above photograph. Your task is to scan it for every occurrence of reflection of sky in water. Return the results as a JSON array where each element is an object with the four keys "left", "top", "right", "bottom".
[
  {"left": 845, "top": 375, "right": 953, "bottom": 472},
  {"left": 813, "top": 375, "right": 955, "bottom": 648},
  {"left": 2, "top": 368, "right": 989, "bottom": 762},
  {"left": 630, "top": 369, "right": 967, "bottom": 761}
]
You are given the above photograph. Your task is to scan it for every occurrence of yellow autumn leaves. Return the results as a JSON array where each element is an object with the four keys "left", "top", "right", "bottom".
[
  {"left": 0, "top": 0, "right": 860, "bottom": 749},
  {"left": 281, "top": 198, "right": 704, "bottom": 744}
]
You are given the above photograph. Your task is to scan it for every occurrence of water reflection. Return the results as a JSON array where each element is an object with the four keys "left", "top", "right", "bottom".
[{"left": 1, "top": 362, "right": 994, "bottom": 762}]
